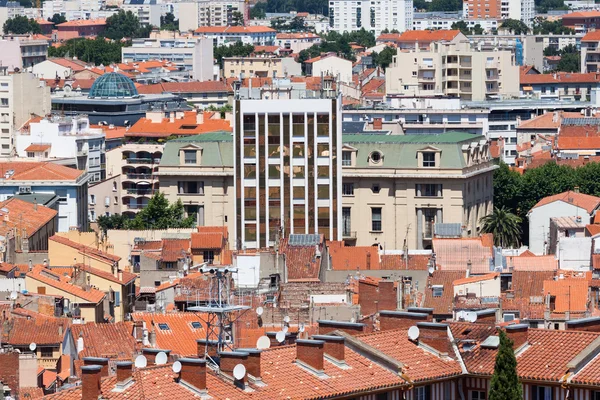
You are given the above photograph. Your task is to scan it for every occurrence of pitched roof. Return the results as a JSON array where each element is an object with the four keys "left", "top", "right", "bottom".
[
  {"left": 190, "top": 226, "right": 227, "bottom": 249},
  {"left": 543, "top": 278, "right": 589, "bottom": 313},
  {"left": 424, "top": 270, "right": 465, "bottom": 315},
  {"left": 24, "top": 143, "right": 51, "bottom": 152},
  {"left": 276, "top": 32, "right": 320, "bottom": 39},
  {"left": 19, "top": 387, "right": 44, "bottom": 398},
  {"left": 136, "top": 81, "right": 231, "bottom": 95},
  {"left": 530, "top": 190, "right": 600, "bottom": 214},
  {"left": 161, "top": 238, "right": 190, "bottom": 262},
  {"left": 56, "top": 18, "right": 106, "bottom": 27},
  {"left": 4, "top": 316, "right": 68, "bottom": 345},
  {"left": 396, "top": 29, "right": 462, "bottom": 43},
  {"left": 511, "top": 270, "right": 555, "bottom": 300},
  {"left": 70, "top": 322, "right": 137, "bottom": 359},
  {"left": 520, "top": 72, "right": 600, "bottom": 85},
  {"left": 27, "top": 266, "right": 106, "bottom": 304},
  {"left": 557, "top": 135, "right": 600, "bottom": 150},
  {"left": 75, "top": 264, "right": 136, "bottom": 285},
  {"left": 194, "top": 25, "right": 275, "bottom": 34},
  {"left": 505, "top": 254, "right": 558, "bottom": 271},
  {"left": 379, "top": 253, "right": 431, "bottom": 270},
  {"left": 281, "top": 237, "right": 323, "bottom": 281},
  {"left": 328, "top": 241, "right": 380, "bottom": 270},
  {"left": 454, "top": 272, "right": 499, "bottom": 286},
  {"left": 432, "top": 237, "right": 493, "bottom": 274},
  {"left": 582, "top": 30, "right": 600, "bottom": 41},
  {"left": 563, "top": 10, "right": 600, "bottom": 18},
  {"left": 586, "top": 224, "right": 600, "bottom": 236},
  {"left": 0, "top": 198, "right": 57, "bottom": 238},
  {"left": 0, "top": 162, "right": 84, "bottom": 181},
  {"left": 50, "top": 235, "right": 121, "bottom": 264},
  {"left": 126, "top": 111, "right": 231, "bottom": 138},
  {"left": 49, "top": 58, "right": 86, "bottom": 72}
]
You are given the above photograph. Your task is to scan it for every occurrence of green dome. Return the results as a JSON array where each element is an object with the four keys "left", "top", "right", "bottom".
[{"left": 88, "top": 72, "right": 138, "bottom": 99}]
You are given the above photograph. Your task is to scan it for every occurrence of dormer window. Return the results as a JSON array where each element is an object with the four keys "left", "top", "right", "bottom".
[
  {"left": 342, "top": 150, "right": 352, "bottom": 166},
  {"left": 423, "top": 152, "right": 436, "bottom": 167},
  {"left": 184, "top": 150, "right": 197, "bottom": 164},
  {"left": 370, "top": 151, "right": 382, "bottom": 163}
]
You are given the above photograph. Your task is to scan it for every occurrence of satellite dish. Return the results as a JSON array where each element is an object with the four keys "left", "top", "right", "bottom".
[
  {"left": 350, "top": 318, "right": 356, "bottom": 323},
  {"left": 256, "top": 336, "right": 270, "bottom": 349},
  {"left": 256, "top": 307, "right": 264, "bottom": 316},
  {"left": 299, "top": 323, "right": 305, "bottom": 333},
  {"left": 428, "top": 266, "right": 435, "bottom": 275},
  {"left": 283, "top": 316, "right": 290, "bottom": 323},
  {"left": 172, "top": 361, "right": 182, "bottom": 373},
  {"left": 134, "top": 355, "right": 147, "bottom": 369},
  {"left": 29, "top": 343, "right": 36, "bottom": 351},
  {"left": 408, "top": 326, "right": 420, "bottom": 341},
  {"left": 155, "top": 351, "right": 168, "bottom": 365},
  {"left": 275, "top": 331, "right": 285, "bottom": 343},
  {"left": 282, "top": 325, "right": 289, "bottom": 333},
  {"left": 233, "top": 363, "right": 246, "bottom": 380},
  {"left": 10, "top": 291, "right": 17, "bottom": 300},
  {"left": 467, "top": 313, "right": 478, "bottom": 323}
]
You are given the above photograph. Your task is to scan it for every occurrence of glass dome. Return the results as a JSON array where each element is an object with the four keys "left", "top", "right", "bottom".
[{"left": 88, "top": 73, "right": 139, "bottom": 99}]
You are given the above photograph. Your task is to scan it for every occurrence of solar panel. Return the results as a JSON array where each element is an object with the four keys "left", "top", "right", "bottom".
[
  {"left": 288, "top": 234, "right": 321, "bottom": 247},
  {"left": 434, "top": 223, "right": 462, "bottom": 238},
  {"left": 562, "top": 118, "right": 600, "bottom": 126}
]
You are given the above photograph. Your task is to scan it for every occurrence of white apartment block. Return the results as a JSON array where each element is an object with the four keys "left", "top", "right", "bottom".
[
  {"left": 193, "top": 26, "right": 276, "bottom": 47},
  {"left": 276, "top": 33, "right": 322, "bottom": 53},
  {"left": 503, "top": 0, "right": 535, "bottom": 25},
  {"left": 328, "top": 0, "right": 413, "bottom": 36},
  {"left": 386, "top": 41, "right": 520, "bottom": 101},
  {"left": 413, "top": 16, "right": 498, "bottom": 33},
  {"left": 121, "top": 0, "right": 161, "bottom": 26},
  {"left": 0, "top": 67, "right": 51, "bottom": 158},
  {"left": 179, "top": 0, "right": 246, "bottom": 32}
]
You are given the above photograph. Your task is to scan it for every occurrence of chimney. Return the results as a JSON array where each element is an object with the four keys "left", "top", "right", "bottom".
[
  {"left": 178, "top": 358, "right": 207, "bottom": 394},
  {"left": 317, "top": 320, "right": 366, "bottom": 336},
  {"left": 566, "top": 316, "right": 600, "bottom": 332},
  {"left": 295, "top": 339, "right": 325, "bottom": 373},
  {"left": 81, "top": 365, "right": 102, "bottom": 399},
  {"left": 116, "top": 361, "right": 133, "bottom": 384},
  {"left": 574, "top": 186, "right": 580, "bottom": 193},
  {"left": 197, "top": 339, "right": 219, "bottom": 358},
  {"left": 58, "top": 323, "right": 63, "bottom": 336},
  {"left": 148, "top": 329, "right": 156, "bottom": 347},
  {"left": 218, "top": 351, "right": 249, "bottom": 384},
  {"left": 505, "top": 324, "right": 529, "bottom": 350},
  {"left": 406, "top": 307, "right": 434, "bottom": 321},
  {"left": 373, "top": 117, "right": 383, "bottom": 130},
  {"left": 416, "top": 322, "right": 451, "bottom": 355},
  {"left": 33, "top": 199, "right": 37, "bottom": 211},
  {"left": 196, "top": 112, "right": 204, "bottom": 124},
  {"left": 82, "top": 357, "right": 109, "bottom": 378},
  {"left": 379, "top": 311, "right": 429, "bottom": 331},
  {"left": 142, "top": 348, "right": 170, "bottom": 364},
  {"left": 236, "top": 348, "right": 262, "bottom": 381},
  {"left": 311, "top": 335, "right": 345, "bottom": 363}
]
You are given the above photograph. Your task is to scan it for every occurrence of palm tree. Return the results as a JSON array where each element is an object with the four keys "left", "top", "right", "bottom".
[{"left": 480, "top": 206, "right": 522, "bottom": 248}]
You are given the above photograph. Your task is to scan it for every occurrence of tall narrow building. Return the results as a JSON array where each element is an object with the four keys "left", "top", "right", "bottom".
[{"left": 233, "top": 96, "right": 342, "bottom": 249}]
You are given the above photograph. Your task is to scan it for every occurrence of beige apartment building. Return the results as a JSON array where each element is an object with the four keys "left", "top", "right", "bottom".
[
  {"left": 156, "top": 131, "right": 494, "bottom": 250},
  {"left": 386, "top": 41, "right": 520, "bottom": 101},
  {"left": 223, "top": 56, "right": 301, "bottom": 79}
]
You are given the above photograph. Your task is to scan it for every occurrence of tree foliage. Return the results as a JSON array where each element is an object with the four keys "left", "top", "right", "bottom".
[
  {"left": 3, "top": 16, "right": 41, "bottom": 34},
  {"left": 535, "top": 0, "right": 567, "bottom": 13},
  {"left": 160, "top": 12, "right": 179, "bottom": 31},
  {"left": 271, "top": 16, "right": 307, "bottom": 32},
  {"left": 214, "top": 42, "right": 255, "bottom": 68},
  {"left": 298, "top": 29, "right": 375, "bottom": 64},
  {"left": 104, "top": 10, "right": 152, "bottom": 40},
  {"left": 48, "top": 37, "right": 128, "bottom": 65},
  {"left": 555, "top": 52, "right": 580, "bottom": 73},
  {"left": 96, "top": 193, "right": 196, "bottom": 234},
  {"left": 372, "top": 46, "right": 397, "bottom": 70},
  {"left": 250, "top": 3, "right": 267, "bottom": 19},
  {"left": 489, "top": 330, "right": 523, "bottom": 400},
  {"left": 480, "top": 207, "right": 522, "bottom": 248},
  {"left": 48, "top": 14, "right": 67, "bottom": 26},
  {"left": 232, "top": 11, "right": 245, "bottom": 26},
  {"left": 500, "top": 19, "right": 530, "bottom": 34},
  {"left": 451, "top": 21, "right": 484, "bottom": 35},
  {"left": 532, "top": 18, "right": 573, "bottom": 34},
  {"left": 258, "top": 0, "right": 330, "bottom": 15}
]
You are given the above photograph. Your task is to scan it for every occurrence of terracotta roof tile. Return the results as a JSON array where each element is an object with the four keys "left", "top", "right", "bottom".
[
  {"left": 19, "top": 387, "right": 44, "bottom": 399},
  {"left": 558, "top": 135, "right": 600, "bottom": 150},
  {"left": 276, "top": 32, "right": 320, "bottom": 39},
  {"left": 281, "top": 238, "right": 323, "bottom": 281},
  {"left": 543, "top": 278, "right": 589, "bottom": 313},
  {"left": 161, "top": 238, "right": 190, "bottom": 262},
  {"left": 56, "top": 18, "right": 106, "bottom": 27},
  {"left": 328, "top": 241, "right": 380, "bottom": 270},
  {"left": 454, "top": 272, "right": 499, "bottom": 285},
  {"left": 49, "top": 58, "right": 86, "bottom": 72},
  {"left": 512, "top": 270, "right": 555, "bottom": 300},
  {"left": 0, "top": 198, "right": 57, "bottom": 238},
  {"left": 126, "top": 111, "right": 231, "bottom": 138},
  {"left": 195, "top": 25, "right": 275, "bottom": 34},
  {"left": 424, "top": 270, "right": 465, "bottom": 315},
  {"left": 530, "top": 190, "right": 600, "bottom": 214},
  {"left": 50, "top": 235, "right": 121, "bottom": 264},
  {"left": 0, "top": 162, "right": 84, "bottom": 181},
  {"left": 27, "top": 266, "right": 106, "bottom": 304},
  {"left": 582, "top": 30, "right": 600, "bottom": 41},
  {"left": 190, "top": 232, "right": 225, "bottom": 250},
  {"left": 521, "top": 72, "right": 600, "bottom": 85},
  {"left": 70, "top": 322, "right": 137, "bottom": 359},
  {"left": 5, "top": 316, "right": 68, "bottom": 345},
  {"left": 396, "top": 29, "right": 461, "bottom": 43},
  {"left": 74, "top": 264, "right": 136, "bottom": 285},
  {"left": 25, "top": 144, "right": 51, "bottom": 152},
  {"left": 432, "top": 237, "right": 493, "bottom": 274},
  {"left": 379, "top": 253, "right": 430, "bottom": 270},
  {"left": 505, "top": 254, "right": 558, "bottom": 271}
]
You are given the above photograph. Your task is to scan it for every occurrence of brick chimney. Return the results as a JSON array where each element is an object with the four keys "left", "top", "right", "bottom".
[
  {"left": 236, "top": 348, "right": 262, "bottom": 381},
  {"left": 82, "top": 357, "right": 109, "bottom": 378},
  {"left": 197, "top": 339, "right": 219, "bottom": 358},
  {"left": 373, "top": 117, "right": 383, "bottom": 130},
  {"left": 218, "top": 351, "right": 249, "bottom": 384},
  {"left": 416, "top": 322, "right": 450, "bottom": 355},
  {"left": 311, "top": 335, "right": 345, "bottom": 363},
  {"left": 178, "top": 358, "right": 207, "bottom": 394},
  {"left": 505, "top": 324, "right": 529, "bottom": 350},
  {"left": 379, "top": 311, "right": 429, "bottom": 331},
  {"left": 566, "top": 316, "right": 600, "bottom": 332},
  {"left": 317, "top": 320, "right": 366, "bottom": 336},
  {"left": 295, "top": 339, "right": 325, "bottom": 373},
  {"left": 81, "top": 365, "right": 102, "bottom": 399},
  {"left": 406, "top": 307, "right": 434, "bottom": 321},
  {"left": 116, "top": 361, "right": 133, "bottom": 384},
  {"left": 142, "top": 348, "right": 171, "bottom": 364}
]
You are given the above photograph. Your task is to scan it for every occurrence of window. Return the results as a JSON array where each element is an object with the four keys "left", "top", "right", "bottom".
[
  {"left": 112, "top": 181, "right": 117, "bottom": 191},
  {"left": 416, "top": 184, "right": 442, "bottom": 197},
  {"left": 158, "top": 323, "right": 170, "bottom": 330},
  {"left": 40, "top": 347, "right": 53, "bottom": 358},
  {"left": 415, "top": 386, "right": 430, "bottom": 400},
  {"left": 342, "top": 183, "right": 354, "bottom": 196},
  {"left": 531, "top": 385, "right": 552, "bottom": 400},
  {"left": 114, "top": 196, "right": 118, "bottom": 205},
  {"left": 470, "top": 391, "right": 486, "bottom": 400},
  {"left": 372, "top": 184, "right": 381, "bottom": 194},
  {"left": 371, "top": 207, "right": 382, "bottom": 231},
  {"left": 0, "top": 98, "right": 8, "bottom": 107},
  {"left": 154, "top": 281, "right": 161, "bottom": 287},
  {"left": 178, "top": 181, "right": 204, "bottom": 194},
  {"left": 203, "top": 250, "right": 215, "bottom": 264},
  {"left": 184, "top": 150, "right": 197, "bottom": 164},
  {"left": 370, "top": 151, "right": 382, "bottom": 163},
  {"left": 90, "top": 194, "right": 96, "bottom": 204},
  {"left": 191, "top": 321, "right": 202, "bottom": 329},
  {"left": 432, "top": 286, "right": 443, "bottom": 297},
  {"left": 423, "top": 152, "right": 436, "bottom": 167},
  {"left": 342, "top": 151, "right": 352, "bottom": 166},
  {"left": 27, "top": 152, "right": 34, "bottom": 158}
]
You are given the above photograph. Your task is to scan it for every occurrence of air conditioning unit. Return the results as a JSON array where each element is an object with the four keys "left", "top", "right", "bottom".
[
  {"left": 18, "top": 186, "right": 31, "bottom": 194},
  {"left": 0, "top": 245, "right": 6, "bottom": 252}
]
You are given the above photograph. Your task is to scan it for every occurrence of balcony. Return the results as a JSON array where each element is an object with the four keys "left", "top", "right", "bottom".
[
  {"left": 125, "top": 173, "right": 153, "bottom": 180},
  {"left": 126, "top": 189, "right": 156, "bottom": 195},
  {"left": 485, "top": 74, "right": 499, "bottom": 81},
  {"left": 418, "top": 64, "right": 435, "bottom": 70},
  {"left": 418, "top": 76, "right": 435, "bottom": 82},
  {"left": 126, "top": 204, "right": 146, "bottom": 210},
  {"left": 38, "top": 357, "right": 59, "bottom": 370},
  {"left": 342, "top": 230, "right": 357, "bottom": 239},
  {"left": 126, "top": 158, "right": 160, "bottom": 165}
]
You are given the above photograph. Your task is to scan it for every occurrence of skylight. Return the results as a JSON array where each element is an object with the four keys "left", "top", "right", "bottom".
[{"left": 158, "top": 323, "right": 170, "bottom": 330}]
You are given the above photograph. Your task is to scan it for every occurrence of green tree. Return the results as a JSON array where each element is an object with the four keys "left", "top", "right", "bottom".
[
  {"left": 214, "top": 41, "right": 255, "bottom": 67},
  {"left": 250, "top": 3, "right": 267, "bottom": 19},
  {"left": 160, "top": 12, "right": 179, "bottom": 31},
  {"left": 231, "top": 11, "right": 245, "bottom": 26},
  {"left": 96, "top": 213, "right": 129, "bottom": 235},
  {"left": 104, "top": 10, "right": 150, "bottom": 40},
  {"left": 489, "top": 330, "right": 523, "bottom": 400},
  {"left": 127, "top": 192, "right": 196, "bottom": 230},
  {"left": 48, "top": 14, "right": 67, "bottom": 26},
  {"left": 3, "top": 16, "right": 41, "bottom": 34},
  {"left": 288, "top": 16, "right": 307, "bottom": 31},
  {"left": 555, "top": 52, "right": 580, "bottom": 73},
  {"left": 429, "top": 0, "right": 462, "bottom": 11},
  {"left": 48, "top": 37, "right": 128, "bottom": 65},
  {"left": 373, "top": 46, "right": 397, "bottom": 70},
  {"left": 493, "top": 162, "right": 522, "bottom": 215},
  {"left": 480, "top": 207, "right": 522, "bottom": 248},
  {"left": 451, "top": 20, "right": 471, "bottom": 35},
  {"left": 500, "top": 19, "right": 530, "bottom": 34},
  {"left": 543, "top": 46, "right": 560, "bottom": 56},
  {"left": 532, "top": 18, "right": 573, "bottom": 34}
]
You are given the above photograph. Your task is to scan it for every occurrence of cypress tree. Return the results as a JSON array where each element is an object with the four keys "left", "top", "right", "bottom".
[{"left": 489, "top": 330, "right": 523, "bottom": 400}]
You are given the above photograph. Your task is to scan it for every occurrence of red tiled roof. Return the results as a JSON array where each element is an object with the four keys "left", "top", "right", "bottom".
[
  {"left": 454, "top": 272, "right": 499, "bottom": 286},
  {"left": 558, "top": 135, "right": 600, "bottom": 150},
  {"left": 281, "top": 238, "right": 322, "bottom": 281},
  {"left": 588, "top": 224, "right": 600, "bottom": 236},
  {"left": 543, "top": 278, "right": 589, "bottom": 313},
  {"left": 396, "top": 29, "right": 461, "bottom": 43},
  {"left": 42, "top": 370, "right": 56, "bottom": 389},
  {"left": 19, "top": 387, "right": 44, "bottom": 398},
  {"left": 276, "top": 32, "right": 320, "bottom": 39},
  {"left": 355, "top": 328, "right": 462, "bottom": 382},
  {"left": 70, "top": 322, "right": 137, "bottom": 359},
  {"left": 512, "top": 270, "right": 555, "bottom": 300},
  {"left": 190, "top": 230, "right": 226, "bottom": 250},
  {"left": 379, "top": 253, "right": 430, "bottom": 270},
  {"left": 25, "top": 144, "right": 51, "bottom": 152},
  {"left": 49, "top": 58, "right": 86, "bottom": 72},
  {"left": 424, "top": 270, "right": 465, "bottom": 315},
  {"left": 161, "top": 238, "right": 190, "bottom": 262},
  {"left": 0, "top": 198, "right": 57, "bottom": 238},
  {"left": 50, "top": 235, "right": 121, "bottom": 264},
  {"left": 530, "top": 190, "right": 600, "bottom": 214},
  {"left": 126, "top": 111, "right": 231, "bottom": 138},
  {"left": 563, "top": 10, "right": 600, "bottom": 18},
  {"left": 56, "top": 18, "right": 106, "bottom": 27},
  {"left": 195, "top": 25, "right": 275, "bottom": 34},
  {"left": 505, "top": 254, "right": 558, "bottom": 271},
  {"left": 4, "top": 316, "right": 68, "bottom": 345},
  {"left": 136, "top": 81, "right": 231, "bottom": 95},
  {"left": 582, "top": 30, "right": 600, "bottom": 42},
  {"left": 75, "top": 264, "right": 136, "bottom": 285},
  {"left": 0, "top": 162, "right": 84, "bottom": 181},
  {"left": 328, "top": 241, "right": 380, "bottom": 270},
  {"left": 432, "top": 237, "right": 493, "bottom": 274},
  {"left": 27, "top": 266, "right": 106, "bottom": 304},
  {"left": 521, "top": 72, "right": 600, "bottom": 85}
]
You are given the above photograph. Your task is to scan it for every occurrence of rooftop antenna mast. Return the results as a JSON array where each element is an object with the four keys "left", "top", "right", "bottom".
[{"left": 188, "top": 267, "right": 250, "bottom": 367}]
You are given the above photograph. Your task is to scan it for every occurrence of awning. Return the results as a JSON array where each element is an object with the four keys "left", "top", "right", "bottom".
[{"left": 523, "top": 86, "right": 533, "bottom": 91}]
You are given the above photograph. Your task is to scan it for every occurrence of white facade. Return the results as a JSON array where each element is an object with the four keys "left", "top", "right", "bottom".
[
  {"left": 15, "top": 116, "right": 106, "bottom": 183},
  {"left": 121, "top": 0, "right": 161, "bottom": 26},
  {"left": 328, "top": 0, "right": 413, "bottom": 36},
  {"left": 193, "top": 27, "right": 276, "bottom": 47},
  {"left": 503, "top": 0, "right": 535, "bottom": 25},
  {"left": 276, "top": 33, "right": 322, "bottom": 54},
  {"left": 413, "top": 17, "right": 498, "bottom": 32},
  {"left": 0, "top": 67, "right": 51, "bottom": 158},
  {"left": 179, "top": 0, "right": 246, "bottom": 31},
  {"left": 309, "top": 55, "right": 353, "bottom": 84},
  {"left": 528, "top": 201, "right": 593, "bottom": 255},
  {"left": 557, "top": 237, "right": 592, "bottom": 270}
]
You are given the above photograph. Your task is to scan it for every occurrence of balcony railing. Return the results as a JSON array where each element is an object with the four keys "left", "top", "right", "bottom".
[
  {"left": 126, "top": 158, "right": 161, "bottom": 164},
  {"left": 126, "top": 189, "right": 156, "bottom": 195},
  {"left": 126, "top": 173, "right": 153, "bottom": 180},
  {"left": 342, "top": 230, "right": 357, "bottom": 238},
  {"left": 126, "top": 204, "right": 146, "bottom": 210}
]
